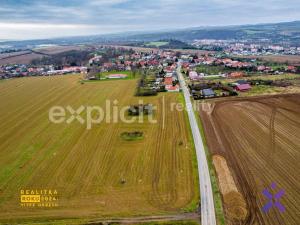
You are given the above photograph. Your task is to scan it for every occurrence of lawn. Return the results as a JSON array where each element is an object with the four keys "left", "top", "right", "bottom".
[
  {"left": 241, "top": 85, "right": 281, "bottom": 96},
  {"left": 0, "top": 75, "right": 198, "bottom": 224},
  {"left": 245, "top": 73, "right": 299, "bottom": 81},
  {"left": 210, "top": 73, "right": 299, "bottom": 83},
  {"left": 223, "top": 74, "right": 300, "bottom": 96},
  {"left": 93, "top": 70, "right": 139, "bottom": 80}
]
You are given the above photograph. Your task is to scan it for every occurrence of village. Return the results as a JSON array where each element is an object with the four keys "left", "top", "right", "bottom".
[
  {"left": 192, "top": 39, "right": 300, "bottom": 55},
  {"left": 0, "top": 64, "right": 87, "bottom": 78},
  {"left": 1, "top": 45, "right": 300, "bottom": 100},
  {"left": 86, "top": 47, "right": 300, "bottom": 99}
]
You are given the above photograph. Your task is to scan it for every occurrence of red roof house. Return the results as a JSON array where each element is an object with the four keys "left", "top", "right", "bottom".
[
  {"left": 166, "top": 85, "right": 180, "bottom": 92},
  {"left": 164, "top": 77, "right": 173, "bottom": 85},
  {"left": 287, "top": 66, "right": 296, "bottom": 72},
  {"left": 235, "top": 84, "right": 251, "bottom": 91},
  {"left": 228, "top": 72, "right": 245, "bottom": 78}
]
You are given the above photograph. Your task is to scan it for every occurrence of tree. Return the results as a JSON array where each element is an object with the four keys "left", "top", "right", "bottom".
[{"left": 132, "top": 69, "right": 136, "bottom": 78}]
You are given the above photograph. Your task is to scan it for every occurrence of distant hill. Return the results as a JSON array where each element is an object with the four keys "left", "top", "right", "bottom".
[
  {"left": 1, "top": 21, "right": 300, "bottom": 48},
  {"left": 130, "top": 39, "right": 196, "bottom": 49},
  {"left": 121, "top": 21, "right": 300, "bottom": 45}
]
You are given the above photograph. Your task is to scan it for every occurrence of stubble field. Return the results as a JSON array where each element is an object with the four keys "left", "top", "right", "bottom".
[
  {"left": 200, "top": 95, "right": 300, "bottom": 225},
  {"left": 0, "top": 75, "right": 198, "bottom": 224}
]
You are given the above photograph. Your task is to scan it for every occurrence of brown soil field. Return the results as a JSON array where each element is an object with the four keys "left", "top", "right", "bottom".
[
  {"left": 0, "top": 76, "right": 198, "bottom": 224},
  {"left": 200, "top": 94, "right": 300, "bottom": 225},
  {"left": 0, "top": 52, "right": 44, "bottom": 65},
  {"left": 0, "top": 46, "right": 84, "bottom": 65},
  {"left": 33, "top": 45, "right": 83, "bottom": 55},
  {"left": 0, "top": 51, "right": 32, "bottom": 60},
  {"left": 236, "top": 55, "right": 300, "bottom": 64}
]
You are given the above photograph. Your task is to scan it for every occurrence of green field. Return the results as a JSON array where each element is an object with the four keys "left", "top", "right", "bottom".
[
  {"left": 0, "top": 75, "right": 199, "bottom": 224},
  {"left": 212, "top": 74, "right": 300, "bottom": 97}
]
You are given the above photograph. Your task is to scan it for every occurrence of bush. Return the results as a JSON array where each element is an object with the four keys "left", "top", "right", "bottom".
[{"left": 121, "top": 131, "right": 144, "bottom": 141}]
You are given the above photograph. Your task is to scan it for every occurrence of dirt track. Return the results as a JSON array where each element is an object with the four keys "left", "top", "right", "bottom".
[{"left": 200, "top": 94, "right": 300, "bottom": 225}]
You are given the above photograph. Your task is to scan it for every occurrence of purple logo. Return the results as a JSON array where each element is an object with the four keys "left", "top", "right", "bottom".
[{"left": 262, "top": 183, "right": 285, "bottom": 213}]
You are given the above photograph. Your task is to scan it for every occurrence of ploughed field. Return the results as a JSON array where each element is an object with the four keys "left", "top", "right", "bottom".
[
  {"left": 200, "top": 95, "right": 300, "bottom": 225},
  {"left": 0, "top": 76, "right": 198, "bottom": 223}
]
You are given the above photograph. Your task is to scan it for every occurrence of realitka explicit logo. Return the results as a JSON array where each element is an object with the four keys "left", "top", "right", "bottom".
[{"left": 20, "top": 189, "right": 59, "bottom": 208}]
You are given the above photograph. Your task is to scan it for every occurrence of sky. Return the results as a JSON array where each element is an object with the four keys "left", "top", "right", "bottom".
[{"left": 1, "top": 0, "right": 300, "bottom": 40}]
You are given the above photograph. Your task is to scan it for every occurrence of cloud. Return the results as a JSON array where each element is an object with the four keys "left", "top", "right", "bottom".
[
  {"left": 1, "top": 0, "right": 300, "bottom": 40},
  {"left": 0, "top": 22, "right": 97, "bottom": 40},
  {"left": 89, "top": 0, "right": 130, "bottom": 6},
  {"left": 0, "top": 22, "right": 144, "bottom": 40},
  {"left": 0, "top": 22, "right": 94, "bottom": 29}
]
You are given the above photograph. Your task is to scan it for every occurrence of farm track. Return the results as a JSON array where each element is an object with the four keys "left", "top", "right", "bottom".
[
  {"left": 200, "top": 94, "right": 300, "bottom": 225},
  {"left": 0, "top": 76, "right": 197, "bottom": 223}
]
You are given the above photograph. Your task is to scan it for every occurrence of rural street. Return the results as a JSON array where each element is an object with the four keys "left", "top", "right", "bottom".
[{"left": 177, "top": 64, "right": 217, "bottom": 225}]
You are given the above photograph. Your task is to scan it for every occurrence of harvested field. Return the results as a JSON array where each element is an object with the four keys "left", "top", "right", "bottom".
[
  {"left": 0, "top": 51, "right": 32, "bottom": 60},
  {"left": 33, "top": 45, "right": 83, "bottom": 55},
  {"left": 0, "top": 52, "right": 44, "bottom": 65},
  {"left": 0, "top": 46, "right": 84, "bottom": 65},
  {"left": 236, "top": 55, "right": 300, "bottom": 64},
  {"left": 200, "top": 95, "right": 300, "bottom": 225},
  {"left": 0, "top": 76, "right": 198, "bottom": 223}
]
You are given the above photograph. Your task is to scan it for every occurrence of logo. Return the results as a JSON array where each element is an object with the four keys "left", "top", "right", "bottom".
[
  {"left": 20, "top": 189, "right": 59, "bottom": 208},
  {"left": 262, "top": 183, "right": 285, "bottom": 213},
  {"left": 48, "top": 100, "right": 158, "bottom": 129}
]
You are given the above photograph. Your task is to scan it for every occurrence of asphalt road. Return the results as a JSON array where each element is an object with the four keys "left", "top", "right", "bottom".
[{"left": 177, "top": 64, "right": 217, "bottom": 225}]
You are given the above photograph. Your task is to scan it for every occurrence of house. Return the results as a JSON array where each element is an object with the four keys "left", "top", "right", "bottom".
[
  {"left": 103, "top": 63, "right": 114, "bottom": 69},
  {"left": 63, "top": 66, "right": 87, "bottom": 74},
  {"left": 88, "top": 76, "right": 98, "bottom": 80},
  {"left": 287, "top": 66, "right": 296, "bottom": 73},
  {"left": 124, "top": 61, "right": 132, "bottom": 66},
  {"left": 257, "top": 65, "right": 266, "bottom": 71},
  {"left": 236, "top": 80, "right": 249, "bottom": 85},
  {"left": 165, "top": 72, "right": 173, "bottom": 78},
  {"left": 202, "top": 88, "right": 216, "bottom": 98},
  {"left": 165, "top": 67, "right": 173, "bottom": 73},
  {"left": 182, "top": 63, "right": 190, "bottom": 69},
  {"left": 164, "top": 77, "right": 173, "bottom": 86},
  {"left": 89, "top": 56, "right": 102, "bottom": 65},
  {"left": 228, "top": 72, "right": 245, "bottom": 78},
  {"left": 164, "top": 77, "right": 179, "bottom": 92},
  {"left": 166, "top": 85, "right": 180, "bottom": 92},
  {"left": 189, "top": 71, "right": 199, "bottom": 80},
  {"left": 235, "top": 84, "right": 251, "bottom": 91}
]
